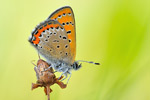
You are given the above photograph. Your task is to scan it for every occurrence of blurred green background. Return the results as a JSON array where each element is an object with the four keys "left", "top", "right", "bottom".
[{"left": 0, "top": 0, "right": 149, "bottom": 100}]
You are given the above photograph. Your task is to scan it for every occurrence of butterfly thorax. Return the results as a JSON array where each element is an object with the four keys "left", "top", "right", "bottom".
[{"left": 47, "top": 60, "right": 81, "bottom": 73}]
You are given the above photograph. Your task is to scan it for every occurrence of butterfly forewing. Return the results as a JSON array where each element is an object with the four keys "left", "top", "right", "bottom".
[
  {"left": 29, "top": 20, "right": 73, "bottom": 64},
  {"left": 48, "top": 6, "right": 76, "bottom": 64}
]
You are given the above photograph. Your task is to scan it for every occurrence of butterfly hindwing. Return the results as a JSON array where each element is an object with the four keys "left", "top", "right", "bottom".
[
  {"left": 29, "top": 20, "right": 73, "bottom": 64},
  {"left": 48, "top": 6, "right": 76, "bottom": 64}
]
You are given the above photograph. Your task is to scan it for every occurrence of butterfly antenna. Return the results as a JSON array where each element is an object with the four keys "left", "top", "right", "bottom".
[{"left": 77, "top": 60, "right": 100, "bottom": 65}]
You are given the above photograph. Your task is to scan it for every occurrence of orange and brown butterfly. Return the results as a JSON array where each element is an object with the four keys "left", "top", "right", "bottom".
[
  {"left": 31, "top": 57, "right": 67, "bottom": 100},
  {"left": 29, "top": 6, "right": 100, "bottom": 83}
]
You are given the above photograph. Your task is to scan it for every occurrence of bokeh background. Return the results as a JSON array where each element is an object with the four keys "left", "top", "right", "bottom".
[{"left": 0, "top": 0, "right": 149, "bottom": 100}]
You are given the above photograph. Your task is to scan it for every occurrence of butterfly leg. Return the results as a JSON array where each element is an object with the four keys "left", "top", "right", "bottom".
[
  {"left": 34, "top": 66, "right": 40, "bottom": 79},
  {"left": 57, "top": 67, "right": 64, "bottom": 71},
  {"left": 58, "top": 68, "right": 68, "bottom": 80},
  {"left": 45, "top": 63, "right": 62, "bottom": 72},
  {"left": 66, "top": 71, "right": 72, "bottom": 84},
  {"left": 43, "top": 64, "right": 54, "bottom": 72},
  {"left": 60, "top": 73, "right": 67, "bottom": 82}
]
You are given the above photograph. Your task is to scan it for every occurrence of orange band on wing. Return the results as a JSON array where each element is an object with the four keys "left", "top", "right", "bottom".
[{"left": 32, "top": 24, "right": 59, "bottom": 44}]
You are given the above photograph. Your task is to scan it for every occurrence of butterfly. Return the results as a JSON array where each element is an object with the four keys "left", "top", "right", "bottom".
[{"left": 29, "top": 6, "right": 100, "bottom": 83}]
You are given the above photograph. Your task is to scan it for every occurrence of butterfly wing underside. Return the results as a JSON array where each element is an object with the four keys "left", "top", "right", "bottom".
[
  {"left": 48, "top": 6, "right": 76, "bottom": 64},
  {"left": 29, "top": 20, "right": 73, "bottom": 64}
]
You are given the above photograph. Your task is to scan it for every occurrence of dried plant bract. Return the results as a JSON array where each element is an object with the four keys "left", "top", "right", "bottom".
[{"left": 31, "top": 59, "right": 67, "bottom": 100}]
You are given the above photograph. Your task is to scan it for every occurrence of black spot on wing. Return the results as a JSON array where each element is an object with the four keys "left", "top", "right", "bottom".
[
  {"left": 63, "top": 36, "right": 67, "bottom": 40},
  {"left": 66, "top": 22, "right": 69, "bottom": 25},
  {"left": 65, "top": 52, "right": 68, "bottom": 55},
  {"left": 65, "top": 45, "right": 68, "bottom": 48},
  {"left": 69, "top": 39, "right": 71, "bottom": 43},
  {"left": 63, "top": 13, "right": 66, "bottom": 16},
  {"left": 62, "top": 23, "right": 65, "bottom": 26},
  {"left": 57, "top": 45, "right": 60, "bottom": 48},
  {"left": 67, "top": 31, "right": 71, "bottom": 34}
]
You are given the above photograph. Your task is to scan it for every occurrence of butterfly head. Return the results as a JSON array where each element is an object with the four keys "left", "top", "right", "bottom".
[
  {"left": 72, "top": 61, "right": 82, "bottom": 70},
  {"left": 72, "top": 60, "right": 100, "bottom": 70}
]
